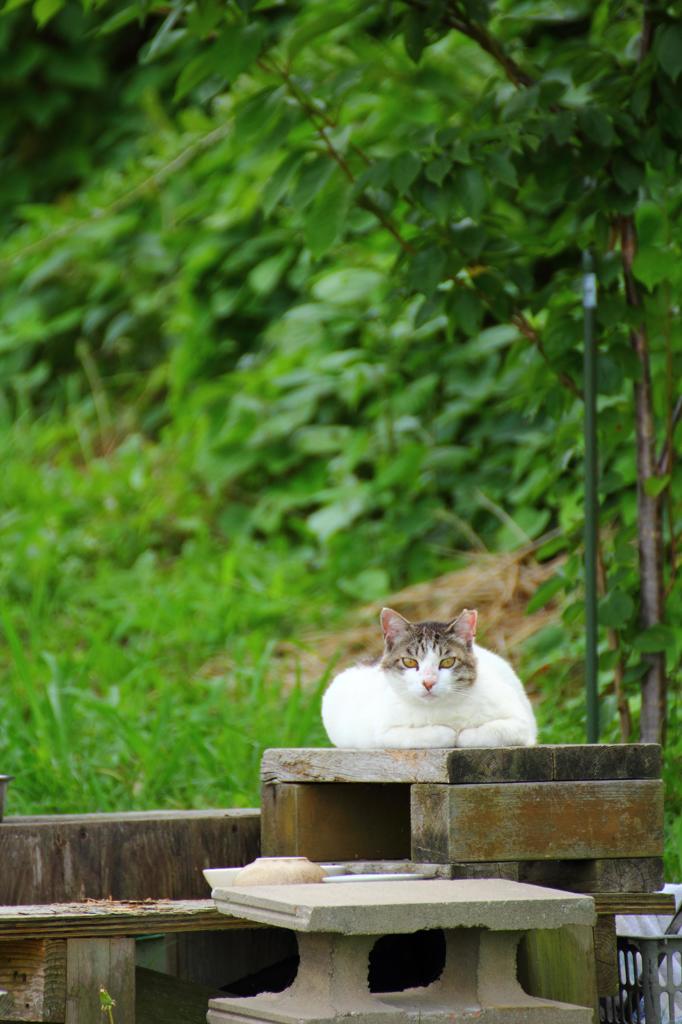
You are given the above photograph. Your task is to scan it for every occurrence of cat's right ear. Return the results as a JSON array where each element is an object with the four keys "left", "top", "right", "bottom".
[
  {"left": 447, "top": 608, "right": 478, "bottom": 649},
  {"left": 380, "top": 608, "right": 410, "bottom": 646}
]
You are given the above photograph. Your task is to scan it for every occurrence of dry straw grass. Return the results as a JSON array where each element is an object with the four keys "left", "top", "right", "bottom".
[{"left": 278, "top": 548, "right": 564, "bottom": 687}]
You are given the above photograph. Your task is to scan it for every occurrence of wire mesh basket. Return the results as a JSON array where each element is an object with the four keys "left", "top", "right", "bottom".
[{"left": 600, "top": 935, "right": 682, "bottom": 1023}]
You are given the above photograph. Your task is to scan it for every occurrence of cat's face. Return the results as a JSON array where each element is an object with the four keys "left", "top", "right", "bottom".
[{"left": 379, "top": 607, "right": 477, "bottom": 705}]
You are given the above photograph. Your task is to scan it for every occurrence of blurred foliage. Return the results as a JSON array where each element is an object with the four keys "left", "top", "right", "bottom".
[{"left": 0, "top": 0, "right": 680, "bottom": 872}]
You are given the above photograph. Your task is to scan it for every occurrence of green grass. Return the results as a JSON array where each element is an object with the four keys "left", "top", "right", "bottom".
[
  {"left": 0, "top": 412, "right": 334, "bottom": 813},
  {"left": 1, "top": 409, "right": 679, "bottom": 880}
]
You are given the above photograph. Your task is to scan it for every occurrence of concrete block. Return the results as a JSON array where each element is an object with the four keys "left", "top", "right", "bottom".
[
  {"left": 209, "top": 928, "right": 594, "bottom": 1023},
  {"left": 213, "top": 878, "right": 595, "bottom": 934}
]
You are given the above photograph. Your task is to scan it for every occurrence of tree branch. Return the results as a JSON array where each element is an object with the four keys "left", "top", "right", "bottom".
[
  {"left": 444, "top": 2, "right": 535, "bottom": 88},
  {"left": 511, "top": 312, "right": 582, "bottom": 399},
  {"left": 271, "top": 61, "right": 415, "bottom": 256},
  {"left": 401, "top": 0, "right": 534, "bottom": 88}
]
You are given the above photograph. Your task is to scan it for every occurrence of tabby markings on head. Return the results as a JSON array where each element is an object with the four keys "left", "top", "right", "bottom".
[{"left": 379, "top": 608, "right": 477, "bottom": 690}]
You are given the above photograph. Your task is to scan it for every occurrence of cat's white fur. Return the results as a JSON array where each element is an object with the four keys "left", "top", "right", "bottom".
[{"left": 322, "top": 618, "right": 537, "bottom": 749}]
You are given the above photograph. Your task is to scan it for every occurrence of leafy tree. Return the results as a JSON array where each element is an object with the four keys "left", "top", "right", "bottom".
[{"left": 2, "top": 0, "right": 681, "bottom": 750}]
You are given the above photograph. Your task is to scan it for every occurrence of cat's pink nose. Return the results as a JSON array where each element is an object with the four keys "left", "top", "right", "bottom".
[{"left": 422, "top": 678, "right": 436, "bottom": 691}]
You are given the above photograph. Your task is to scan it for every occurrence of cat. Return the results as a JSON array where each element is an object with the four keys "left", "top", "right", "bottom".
[{"left": 321, "top": 607, "right": 537, "bottom": 749}]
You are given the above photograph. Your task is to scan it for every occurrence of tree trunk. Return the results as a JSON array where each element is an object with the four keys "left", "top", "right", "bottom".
[{"left": 620, "top": 216, "right": 667, "bottom": 743}]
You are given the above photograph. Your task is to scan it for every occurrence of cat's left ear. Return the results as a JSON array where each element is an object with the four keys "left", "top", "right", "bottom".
[
  {"left": 447, "top": 608, "right": 478, "bottom": 649},
  {"left": 380, "top": 607, "right": 410, "bottom": 646}
]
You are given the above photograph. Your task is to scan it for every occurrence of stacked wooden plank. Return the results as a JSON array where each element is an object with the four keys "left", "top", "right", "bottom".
[
  {"left": 261, "top": 745, "right": 664, "bottom": 893},
  {"left": 261, "top": 743, "right": 666, "bottom": 1004},
  {"left": 0, "top": 810, "right": 261, "bottom": 1023}
]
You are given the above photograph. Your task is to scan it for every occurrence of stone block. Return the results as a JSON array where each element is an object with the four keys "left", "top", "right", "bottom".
[
  {"left": 210, "top": 879, "right": 596, "bottom": 1024},
  {"left": 213, "top": 878, "right": 595, "bottom": 933}
]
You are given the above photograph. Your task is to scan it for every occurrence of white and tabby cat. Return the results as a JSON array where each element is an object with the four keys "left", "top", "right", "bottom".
[{"left": 321, "top": 607, "right": 537, "bottom": 749}]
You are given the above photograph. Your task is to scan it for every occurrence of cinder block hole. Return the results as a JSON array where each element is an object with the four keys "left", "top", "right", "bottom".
[
  {"left": 221, "top": 931, "right": 299, "bottom": 996},
  {"left": 368, "top": 929, "right": 446, "bottom": 992}
]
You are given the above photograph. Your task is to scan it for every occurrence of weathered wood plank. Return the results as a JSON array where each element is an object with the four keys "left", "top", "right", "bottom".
[
  {"left": 262, "top": 744, "right": 661, "bottom": 784},
  {"left": 136, "top": 966, "right": 213, "bottom": 1024},
  {"left": 444, "top": 856, "right": 664, "bottom": 893},
  {"left": 589, "top": 892, "right": 673, "bottom": 915},
  {"left": 168, "top": 928, "right": 298, "bottom": 990},
  {"left": 261, "top": 782, "right": 411, "bottom": 861},
  {"left": 411, "top": 780, "right": 664, "bottom": 862},
  {"left": 0, "top": 891, "right": 669, "bottom": 941},
  {"left": 65, "top": 938, "right": 134, "bottom": 1024},
  {"left": 517, "top": 856, "right": 664, "bottom": 894},
  {"left": 0, "top": 939, "right": 66, "bottom": 1022},
  {"left": 0, "top": 810, "right": 260, "bottom": 905},
  {"left": 518, "top": 923, "right": 599, "bottom": 1022},
  {"left": 593, "top": 915, "right": 619, "bottom": 997},
  {"left": 0, "top": 901, "right": 259, "bottom": 941}
]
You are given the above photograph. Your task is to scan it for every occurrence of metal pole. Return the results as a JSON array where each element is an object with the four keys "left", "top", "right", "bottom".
[{"left": 582, "top": 250, "right": 599, "bottom": 743}]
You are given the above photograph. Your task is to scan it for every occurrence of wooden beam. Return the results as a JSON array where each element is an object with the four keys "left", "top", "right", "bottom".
[
  {"left": 261, "top": 744, "right": 661, "bottom": 785},
  {"left": 261, "top": 782, "right": 411, "bottom": 861},
  {"left": 411, "top": 780, "right": 664, "bottom": 862},
  {"left": 0, "top": 810, "right": 260, "bottom": 904},
  {"left": 0, "top": 939, "right": 66, "bottom": 1021},
  {"left": 0, "top": 901, "right": 259, "bottom": 941}
]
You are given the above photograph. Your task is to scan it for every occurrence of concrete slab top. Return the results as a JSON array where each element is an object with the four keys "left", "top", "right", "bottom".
[{"left": 213, "top": 878, "right": 596, "bottom": 934}]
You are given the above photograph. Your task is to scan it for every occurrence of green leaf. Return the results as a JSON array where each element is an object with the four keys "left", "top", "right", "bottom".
[
  {"left": 599, "top": 588, "right": 634, "bottom": 629},
  {"left": 578, "top": 107, "right": 615, "bottom": 147},
  {"left": 526, "top": 574, "right": 565, "bottom": 614},
  {"left": 312, "top": 268, "right": 384, "bottom": 305},
  {"left": 140, "top": 7, "right": 184, "bottom": 64},
  {"left": 304, "top": 174, "right": 352, "bottom": 258},
  {"left": 174, "top": 23, "right": 264, "bottom": 99},
  {"left": 633, "top": 623, "right": 676, "bottom": 653},
  {"left": 612, "top": 154, "right": 644, "bottom": 194},
  {"left": 174, "top": 54, "right": 213, "bottom": 101},
  {"left": 307, "top": 492, "right": 367, "bottom": 540},
  {"left": 644, "top": 474, "right": 670, "bottom": 497},
  {"left": 486, "top": 151, "right": 517, "bottom": 189},
  {"left": 632, "top": 246, "right": 671, "bottom": 290},
  {"left": 457, "top": 167, "right": 487, "bottom": 219},
  {"left": 655, "top": 23, "right": 682, "bottom": 82},
  {"left": 635, "top": 202, "right": 666, "bottom": 247},
  {"left": 287, "top": 7, "right": 352, "bottom": 60},
  {"left": 393, "top": 151, "right": 419, "bottom": 195},
  {"left": 214, "top": 22, "right": 264, "bottom": 83},
  {"left": 449, "top": 289, "right": 482, "bottom": 335},
  {"left": 403, "top": 8, "right": 427, "bottom": 62},
  {"left": 425, "top": 156, "right": 451, "bottom": 186},
  {"left": 262, "top": 153, "right": 306, "bottom": 217},
  {"left": 409, "top": 245, "right": 446, "bottom": 297},
  {"left": 339, "top": 568, "right": 390, "bottom": 601},
  {"left": 32, "top": 0, "right": 61, "bottom": 26},
  {"left": 291, "top": 157, "right": 336, "bottom": 212},
  {"left": 96, "top": 5, "right": 140, "bottom": 35}
]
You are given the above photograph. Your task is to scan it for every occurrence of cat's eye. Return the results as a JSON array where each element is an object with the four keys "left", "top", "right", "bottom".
[
  {"left": 401, "top": 657, "right": 418, "bottom": 669},
  {"left": 439, "top": 657, "right": 456, "bottom": 668}
]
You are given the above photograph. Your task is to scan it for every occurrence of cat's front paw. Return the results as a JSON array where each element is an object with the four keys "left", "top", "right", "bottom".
[
  {"left": 382, "top": 725, "right": 457, "bottom": 748},
  {"left": 418, "top": 725, "right": 457, "bottom": 748}
]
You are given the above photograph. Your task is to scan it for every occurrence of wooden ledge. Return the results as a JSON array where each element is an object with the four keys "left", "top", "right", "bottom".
[
  {"left": 0, "top": 893, "right": 672, "bottom": 942},
  {"left": 262, "top": 745, "right": 662, "bottom": 785},
  {"left": 0, "top": 900, "right": 260, "bottom": 940}
]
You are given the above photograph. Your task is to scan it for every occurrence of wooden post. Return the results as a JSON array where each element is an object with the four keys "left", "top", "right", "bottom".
[{"left": 65, "top": 938, "right": 135, "bottom": 1024}]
